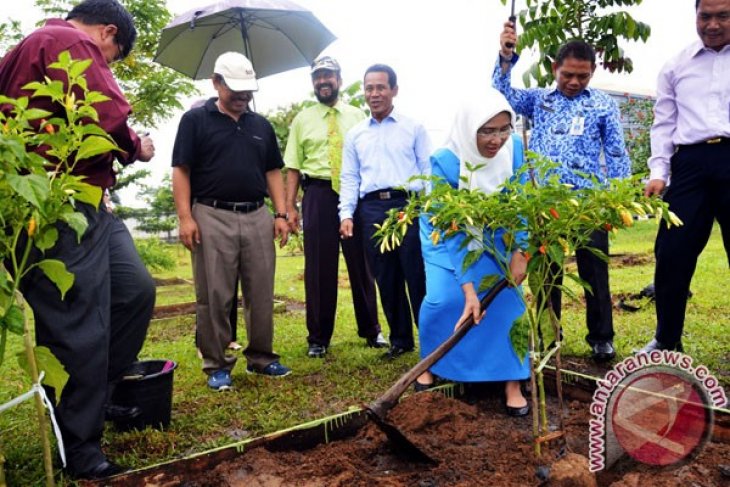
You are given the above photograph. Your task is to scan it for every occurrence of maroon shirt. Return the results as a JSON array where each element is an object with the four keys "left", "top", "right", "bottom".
[{"left": 0, "top": 19, "right": 141, "bottom": 188}]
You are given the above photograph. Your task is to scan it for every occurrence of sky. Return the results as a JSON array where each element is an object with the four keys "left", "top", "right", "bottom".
[{"left": 6, "top": 0, "right": 698, "bottom": 204}]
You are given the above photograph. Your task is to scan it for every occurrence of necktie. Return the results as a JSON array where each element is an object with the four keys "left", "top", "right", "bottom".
[{"left": 326, "top": 108, "right": 343, "bottom": 193}]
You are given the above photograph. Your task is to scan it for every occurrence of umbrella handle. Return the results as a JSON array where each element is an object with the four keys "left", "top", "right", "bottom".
[{"left": 505, "top": 15, "right": 517, "bottom": 49}]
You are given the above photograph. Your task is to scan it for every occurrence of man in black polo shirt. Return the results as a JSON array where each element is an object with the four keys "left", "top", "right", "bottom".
[{"left": 172, "top": 52, "right": 291, "bottom": 390}]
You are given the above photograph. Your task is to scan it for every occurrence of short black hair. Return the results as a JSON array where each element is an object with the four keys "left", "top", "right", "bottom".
[
  {"left": 67, "top": 0, "right": 137, "bottom": 60},
  {"left": 696, "top": 0, "right": 700, "bottom": 8},
  {"left": 364, "top": 64, "right": 397, "bottom": 88},
  {"left": 555, "top": 40, "right": 596, "bottom": 67}
]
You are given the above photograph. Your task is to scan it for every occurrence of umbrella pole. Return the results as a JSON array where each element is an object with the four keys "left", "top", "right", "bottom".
[{"left": 238, "top": 12, "right": 256, "bottom": 111}]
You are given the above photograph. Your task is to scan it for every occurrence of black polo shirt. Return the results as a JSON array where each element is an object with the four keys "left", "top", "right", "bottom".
[{"left": 171, "top": 98, "right": 284, "bottom": 202}]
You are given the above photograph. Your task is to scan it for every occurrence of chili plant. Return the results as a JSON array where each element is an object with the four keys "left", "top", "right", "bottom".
[
  {"left": 0, "top": 51, "right": 117, "bottom": 485},
  {"left": 373, "top": 151, "right": 681, "bottom": 454}
]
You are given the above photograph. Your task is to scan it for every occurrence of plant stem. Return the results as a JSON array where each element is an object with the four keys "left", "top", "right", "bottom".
[
  {"left": 19, "top": 294, "right": 55, "bottom": 487},
  {"left": 549, "top": 307, "right": 567, "bottom": 451},
  {"left": 529, "top": 328, "right": 541, "bottom": 456}
]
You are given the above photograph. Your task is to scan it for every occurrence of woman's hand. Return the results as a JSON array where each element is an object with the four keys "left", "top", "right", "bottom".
[
  {"left": 509, "top": 250, "right": 528, "bottom": 285},
  {"left": 456, "top": 283, "right": 484, "bottom": 330}
]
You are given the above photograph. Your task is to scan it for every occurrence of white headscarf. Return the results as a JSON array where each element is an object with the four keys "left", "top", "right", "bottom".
[{"left": 444, "top": 88, "right": 516, "bottom": 195}]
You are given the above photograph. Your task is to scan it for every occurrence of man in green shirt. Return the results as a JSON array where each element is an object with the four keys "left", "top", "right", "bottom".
[{"left": 285, "top": 56, "right": 385, "bottom": 358}]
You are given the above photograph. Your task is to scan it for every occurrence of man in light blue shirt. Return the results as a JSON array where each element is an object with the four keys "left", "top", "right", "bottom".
[
  {"left": 339, "top": 64, "right": 431, "bottom": 359},
  {"left": 494, "top": 25, "right": 631, "bottom": 362}
]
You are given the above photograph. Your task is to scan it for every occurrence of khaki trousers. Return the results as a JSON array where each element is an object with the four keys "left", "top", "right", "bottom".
[{"left": 192, "top": 203, "right": 279, "bottom": 373}]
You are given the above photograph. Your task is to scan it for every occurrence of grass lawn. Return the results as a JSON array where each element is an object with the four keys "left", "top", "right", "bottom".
[{"left": 0, "top": 220, "right": 727, "bottom": 485}]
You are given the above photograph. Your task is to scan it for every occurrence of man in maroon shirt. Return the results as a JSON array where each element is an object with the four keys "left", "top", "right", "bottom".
[{"left": 0, "top": 0, "right": 155, "bottom": 479}]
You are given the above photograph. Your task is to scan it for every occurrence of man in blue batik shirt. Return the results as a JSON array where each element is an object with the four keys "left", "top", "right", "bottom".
[{"left": 493, "top": 22, "right": 630, "bottom": 362}]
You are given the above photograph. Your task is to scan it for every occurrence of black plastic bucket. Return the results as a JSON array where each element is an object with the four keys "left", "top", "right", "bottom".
[{"left": 111, "top": 359, "right": 177, "bottom": 431}]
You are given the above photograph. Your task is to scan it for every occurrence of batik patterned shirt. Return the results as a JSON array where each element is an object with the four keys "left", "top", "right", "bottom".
[{"left": 492, "top": 54, "right": 630, "bottom": 189}]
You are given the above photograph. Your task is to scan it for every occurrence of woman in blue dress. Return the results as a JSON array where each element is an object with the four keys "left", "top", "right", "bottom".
[{"left": 415, "top": 88, "right": 530, "bottom": 416}]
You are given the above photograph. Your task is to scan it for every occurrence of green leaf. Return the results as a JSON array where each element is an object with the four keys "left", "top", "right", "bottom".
[
  {"left": 23, "top": 108, "right": 52, "bottom": 121},
  {"left": 564, "top": 271, "right": 593, "bottom": 294},
  {"left": 0, "top": 304, "right": 24, "bottom": 335},
  {"left": 68, "top": 58, "right": 93, "bottom": 80},
  {"left": 6, "top": 173, "right": 50, "bottom": 208},
  {"left": 34, "top": 226, "right": 58, "bottom": 252},
  {"left": 68, "top": 181, "right": 103, "bottom": 208},
  {"left": 37, "top": 259, "right": 74, "bottom": 299},
  {"left": 461, "top": 249, "right": 481, "bottom": 273},
  {"left": 16, "top": 346, "right": 69, "bottom": 405},
  {"left": 75, "top": 135, "right": 119, "bottom": 162},
  {"left": 509, "top": 315, "right": 530, "bottom": 364},
  {"left": 60, "top": 211, "right": 89, "bottom": 241},
  {"left": 478, "top": 274, "right": 501, "bottom": 294}
]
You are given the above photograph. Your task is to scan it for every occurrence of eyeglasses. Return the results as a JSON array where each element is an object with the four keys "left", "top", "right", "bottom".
[
  {"left": 112, "top": 36, "right": 125, "bottom": 63},
  {"left": 476, "top": 126, "right": 513, "bottom": 140}
]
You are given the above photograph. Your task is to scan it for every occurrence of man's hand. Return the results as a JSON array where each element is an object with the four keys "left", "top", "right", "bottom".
[
  {"left": 274, "top": 217, "right": 289, "bottom": 248},
  {"left": 339, "top": 218, "right": 354, "bottom": 239},
  {"left": 644, "top": 179, "right": 666, "bottom": 197},
  {"left": 286, "top": 206, "right": 300, "bottom": 233},
  {"left": 500, "top": 20, "right": 517, "bottom": 59},
  {"left": 138, "top": 134, "right": 155, "bottom": 162},
  {"left": 178, "top": 215, "right": 200, "bottom": 251}
]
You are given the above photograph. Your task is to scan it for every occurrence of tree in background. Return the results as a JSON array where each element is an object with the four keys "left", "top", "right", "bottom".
[
  {"left": 501, "top": 0, "right": 651, "bottom": 87},
  {"left": 1, "top": 0, "right": 200, "bottom": 207},
  {"left": 620, "top": 96, "right": 654, "bottom": 175},
  {"left": 31, "top": 0, "right": 198, "bottom": 128}
]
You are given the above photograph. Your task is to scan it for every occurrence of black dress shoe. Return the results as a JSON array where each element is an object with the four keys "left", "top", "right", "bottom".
[
  {"left": 591, "top": 342, "right": 616, "bottom": 362},
  {"left": 636, "top": 338, "right": 684, "bottom": 354},
  {"left": 307, "top": 344, "right": 327, "bottom": 358},
  {"left": 413, "top": 381, "right": 434, "bottom": 392},
  {"left": 382, "top": 346, "right": 412, "bottom": 360},
  {"left": 70, "top": 460, "right": 128, "bottom": 480},
  {"left": 366, "top": 332, "right": 389, "bottom": 348},
  {"left": 104, "top": 404, "right": 142, "bottom": 422},
  {"left": 505, "top": 403, "right": 530, "bottom": 417}
]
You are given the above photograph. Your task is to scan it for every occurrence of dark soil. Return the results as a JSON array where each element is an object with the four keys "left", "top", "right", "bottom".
[{"left": 164, "top": 390, "right": 728, "bottom": 487}]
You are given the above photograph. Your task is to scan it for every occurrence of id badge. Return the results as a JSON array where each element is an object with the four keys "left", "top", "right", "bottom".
[{"left": 569, "top": 116, "right": 585, "bottom": 136}]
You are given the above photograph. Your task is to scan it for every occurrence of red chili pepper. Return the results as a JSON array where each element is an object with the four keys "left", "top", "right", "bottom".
[
  {"left": 549, "top": 208, "right": 560, "bottom": 219},
  {"left": 539, "top": 245, "right": 547, "bottom": 254},
  {"left": 397, "top": 211, "right": 406, "bottom": 222},
  {"left": 604, "top": 223, "right": 612, "bottom": 231}
]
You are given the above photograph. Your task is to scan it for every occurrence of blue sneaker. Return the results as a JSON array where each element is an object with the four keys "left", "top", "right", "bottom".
[
  {"left": 246, "top": 361, "right": 291, "bottom": 377},
  {"left": 207, "top": 369, "right": 232, "bottom": 391}
]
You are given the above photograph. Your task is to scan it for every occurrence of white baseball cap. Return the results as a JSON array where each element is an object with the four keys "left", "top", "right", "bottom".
[{"left": 213, "top": 52, "right": 258, "bottom": 92}]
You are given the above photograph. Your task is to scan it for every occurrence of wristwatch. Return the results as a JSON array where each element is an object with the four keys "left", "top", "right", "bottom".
[{"left": 274, "top": 212, "right": 288, "bottom": 220}]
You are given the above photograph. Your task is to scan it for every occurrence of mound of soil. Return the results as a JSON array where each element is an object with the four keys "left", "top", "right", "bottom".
[{"left": 166, "top": 391, "right": 727, "bottom": 487}]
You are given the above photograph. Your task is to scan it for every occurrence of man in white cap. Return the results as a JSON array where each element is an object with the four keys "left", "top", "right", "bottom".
[
  {"left": 172, "top": 51, "right": 291, "bottom": 390},
  {"left": 284, "top": 56, "right": 386, "bottom": 358}
]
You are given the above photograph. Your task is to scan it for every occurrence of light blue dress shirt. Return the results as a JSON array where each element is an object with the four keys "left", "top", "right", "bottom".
[
  {"left": 338, "top": 109, "right": 432, "bottom": 220},
  {"left": 492, "top": 54, "right": 630, "bottom": 189}
]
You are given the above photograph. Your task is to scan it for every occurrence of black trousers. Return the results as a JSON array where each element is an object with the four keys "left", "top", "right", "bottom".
[
  {"left": 19, "top": 204, "right": 154, "bottom": 473},
  {"left": 548, "top": 230, "right": 614, "bottom": 345},
  {"left": 302, "top": 181, "right": 380, "bottom": 346},
  {"left": 654, "top": 141, "right": 730, "bottom": 346},
  {"left": 358, "top": 197, "right": 426, "bottom": 350}
]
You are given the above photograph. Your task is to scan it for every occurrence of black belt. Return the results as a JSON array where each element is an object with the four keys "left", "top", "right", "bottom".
[
  {"left": 194, "top": 198, "right": 264, "bottom": 213},
  {"left": 678, "top": 137, "right": 730, "bottom": 151},
  {"left": 361, "top": 189, "right": 408, "bottom": 201},
  {"left": 301, "top": 175, "right": 331, "bottom": 188}
]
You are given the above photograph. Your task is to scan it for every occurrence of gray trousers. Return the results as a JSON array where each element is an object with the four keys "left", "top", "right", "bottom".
[
  {"left": 192, "top": 204, "right": 279, "bottom": 373},
  {"left": 19, "top": 204, "right": 154, "bottom": 473}
]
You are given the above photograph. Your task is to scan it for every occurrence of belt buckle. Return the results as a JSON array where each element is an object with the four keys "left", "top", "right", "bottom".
[
  {"left": 707, "top": 137, "right": 722, "bottom": 144},
  {"left": 378, "top": 191, "right": 390, "bottom": 200}
]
